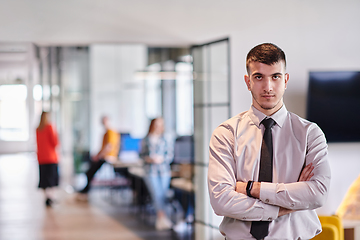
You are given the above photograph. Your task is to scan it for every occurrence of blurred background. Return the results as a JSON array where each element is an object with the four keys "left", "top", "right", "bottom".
[{"left": 0, "top": 1, "right": 360, "bottom": 239}]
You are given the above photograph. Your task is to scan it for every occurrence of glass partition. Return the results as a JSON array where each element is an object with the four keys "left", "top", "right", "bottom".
[{"left": 192, "top": 38, "right": 230, "bottom": 240}]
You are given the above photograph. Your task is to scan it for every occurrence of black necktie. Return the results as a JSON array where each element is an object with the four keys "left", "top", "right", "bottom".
[{"left": 250, "top": 118, "right": 275, "bottom": 240}]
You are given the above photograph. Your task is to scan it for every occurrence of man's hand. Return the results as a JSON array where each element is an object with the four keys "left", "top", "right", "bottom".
[
  {"left": 236, "top": 163, "right": 314, "bottom": 199},
  {"left": 92, "top": 155, "right": 100, "bottom": 162},
  {"left": 235, "top": 181, "right": 260, "bottom": 199},
  {"left": 298, "top": 163, "right": 314, "bottom": 182},
  {"left": 235, "top": 181, "right": 247, "bottom": 195},
  {"left": 93, "top": 143, "right": 112, "bottom": 162},
  {"left": 278, "top": 163, "right": 314, "bottom": 218},
  {"left": 235, "top": 163, "right": 315, "bottom": 220},
  {"left": 278, "top": 207, "right": 295, "bottom": 217}
]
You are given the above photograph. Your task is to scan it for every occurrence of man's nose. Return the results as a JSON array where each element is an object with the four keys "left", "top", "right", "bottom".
[{"left": 263, "top": 78, "right": 273, "bottom": 92}]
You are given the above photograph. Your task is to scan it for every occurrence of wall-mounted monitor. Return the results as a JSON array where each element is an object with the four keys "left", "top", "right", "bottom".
[{"left": 306, "top": 71, "right": 360, "bottom": 142}]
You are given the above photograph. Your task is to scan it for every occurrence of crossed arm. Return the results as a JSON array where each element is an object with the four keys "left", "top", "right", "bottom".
[
  {"left": 208, "top": 124, "right": 331, "bottom": 221},
  {"left": 209, "top": 153, "right": 329, "bottom": 221},
  {"left": 235, "top": 163, "right": 314, "bottom": 217}
]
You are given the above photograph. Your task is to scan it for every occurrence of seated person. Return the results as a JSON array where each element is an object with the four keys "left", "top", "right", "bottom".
[{"left": 77, "top": 115, "right": 120, "bottom": 200}]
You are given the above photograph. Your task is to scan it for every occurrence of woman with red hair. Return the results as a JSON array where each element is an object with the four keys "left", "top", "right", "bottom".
[
  {"left": 140, "top": 118, "right": 174, "bottom": 230},
  {"left": 36, "top": 111, "right": 59, "bottom": 207}
]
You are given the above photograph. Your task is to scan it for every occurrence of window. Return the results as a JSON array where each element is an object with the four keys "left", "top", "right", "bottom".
[
  {"left": 0, "top": 84, "right": 29, "bottom": 141},
  {"left": 175, "top": 62, "right": 193, "bottom": 136}
]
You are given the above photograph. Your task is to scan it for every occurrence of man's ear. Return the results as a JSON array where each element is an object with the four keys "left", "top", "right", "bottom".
[
  {"left": 285, "top": 73, "right": 289, "bottom": 89},
  {"left": 244, "top": 75, "right": 251, "bottom": 91}
]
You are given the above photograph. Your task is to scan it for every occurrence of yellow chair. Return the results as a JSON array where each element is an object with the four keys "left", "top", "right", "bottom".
[{"left": 311, "top": 215, "right": 344, "bottom": 240}]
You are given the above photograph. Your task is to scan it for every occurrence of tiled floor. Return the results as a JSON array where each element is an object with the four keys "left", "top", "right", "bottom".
[{"left": 0, "top": 153, "right": 194, "bottom": 240}]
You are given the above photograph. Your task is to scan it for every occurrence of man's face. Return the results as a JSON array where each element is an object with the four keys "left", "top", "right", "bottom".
[
  {"left": 102, "top": 116, "right": 109, "bottom": 128},
  {"left": 244, "top": 61, "right": 289, "bottom": 116}
]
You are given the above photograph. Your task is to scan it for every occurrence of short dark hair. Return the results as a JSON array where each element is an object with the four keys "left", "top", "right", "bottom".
[{"left": 246, "top": 43, "right": 286, "bottom": 73}]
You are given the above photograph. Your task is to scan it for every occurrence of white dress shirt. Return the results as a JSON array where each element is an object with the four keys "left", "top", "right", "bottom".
[{"left": 208, "top": 105, "right": 331, "bottom": 240}]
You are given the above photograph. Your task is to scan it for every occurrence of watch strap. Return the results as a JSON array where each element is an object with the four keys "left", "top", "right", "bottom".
[{"left": 246, "top": 180, "right": 254, "bottom": 197}]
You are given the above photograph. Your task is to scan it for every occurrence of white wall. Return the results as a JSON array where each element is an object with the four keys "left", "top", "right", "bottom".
[
  {"left": 317, "top": 143, "right": 360, "bottom": 215},
  {"left": 228, "top": 1, "right": 360, "bottom": 217}
]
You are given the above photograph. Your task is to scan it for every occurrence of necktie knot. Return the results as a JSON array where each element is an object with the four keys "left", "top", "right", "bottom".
[{"left": 262, "top": 118, "right": 275, "bottom": 129}]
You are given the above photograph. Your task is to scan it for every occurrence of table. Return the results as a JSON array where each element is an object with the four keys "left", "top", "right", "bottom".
[
  {"left": 111, "top": 159, "right": 143, "bottom": 169},
  {"left": 127, "top": 166, "right": 149, "bottom": 208},
  {"left": 171, "top": 178, "right": 194, "bottom": 193}
]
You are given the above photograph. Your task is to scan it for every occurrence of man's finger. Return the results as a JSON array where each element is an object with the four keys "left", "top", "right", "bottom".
[
  {"left": 306, "top": 172, "right": 314, "bottom": 181},
  {"left": 299, "top": 163, "right": 314, "bottom": 181},
  {"left": 303, "top": 163, "right": 313, "bottom": 175}
]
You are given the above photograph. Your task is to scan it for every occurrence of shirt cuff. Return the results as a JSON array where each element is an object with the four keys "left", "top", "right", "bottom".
[
  {"left": 258, "top": 199, "right": 279, "bottom": 221},
  {"left": 255, "top": 182, "right": 279, "bottom": 221},
  {"left": 260, "top": 182, "right": 278, "bottom": 205}
]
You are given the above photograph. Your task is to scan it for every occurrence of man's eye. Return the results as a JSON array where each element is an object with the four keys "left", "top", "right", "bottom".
[
  {"left": 273, "top": 75, "right": 280, "bottom": 80},
  {"left": 255, "top": 76, "right": 262, "bottom": 80}
]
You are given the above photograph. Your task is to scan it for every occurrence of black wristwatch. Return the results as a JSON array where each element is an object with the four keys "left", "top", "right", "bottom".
[{"left": 246, "top": 180, "right": 254, "bottom": 198}]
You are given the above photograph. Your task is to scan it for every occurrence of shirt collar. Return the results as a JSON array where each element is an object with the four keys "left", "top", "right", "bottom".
[{"left": 248, "top": 104, "right": 288, "bottom": 128}]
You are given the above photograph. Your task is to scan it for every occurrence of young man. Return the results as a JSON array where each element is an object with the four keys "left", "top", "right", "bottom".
[
  {"left": 77, "top": 116, "right": 120, "bottom": 200},
  {"left": 208, "top": 43, "right": 331, "bottom": 240}
]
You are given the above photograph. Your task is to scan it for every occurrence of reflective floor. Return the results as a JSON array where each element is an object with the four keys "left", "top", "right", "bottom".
[{"left": 0, "top": 153, "right": 193, "bottom": 240}]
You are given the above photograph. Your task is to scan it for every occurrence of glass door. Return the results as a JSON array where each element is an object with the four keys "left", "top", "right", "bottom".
[{"left": 192, "top": 38, "right": 231, "bottom": 240}]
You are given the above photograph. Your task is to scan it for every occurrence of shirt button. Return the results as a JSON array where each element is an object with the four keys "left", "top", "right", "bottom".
[
  {"left": 291, "top": 203, "right": 295, "bottom": 207},
  {"left": 242, "top": 217, "right": 247, "bottom": 220},
  {"left": 265, "top": 199, "right": 269, "bottom": 203},
  {"left": 268, "top": 217, "right": 272, "bottom": 221}
]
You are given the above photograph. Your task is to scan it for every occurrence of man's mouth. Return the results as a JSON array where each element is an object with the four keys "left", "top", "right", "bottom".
[{"left": 261, "top": 95, "right": 275, "bottom": 99}]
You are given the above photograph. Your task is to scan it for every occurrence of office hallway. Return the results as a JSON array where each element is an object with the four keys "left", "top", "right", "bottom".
[{"left": 0, "top": 153, "right": 193, "bottom": 240}]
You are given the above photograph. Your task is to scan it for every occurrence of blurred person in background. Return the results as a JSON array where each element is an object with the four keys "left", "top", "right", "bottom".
[
  {"left": 140, "top": 117, "right": 174, "bottom": 230},
  {"left": 77, "top": 115, "right": 120, "bottom": 201},
  {"left": 36, "top": 111, "right": 59, "bottom": 207}
]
